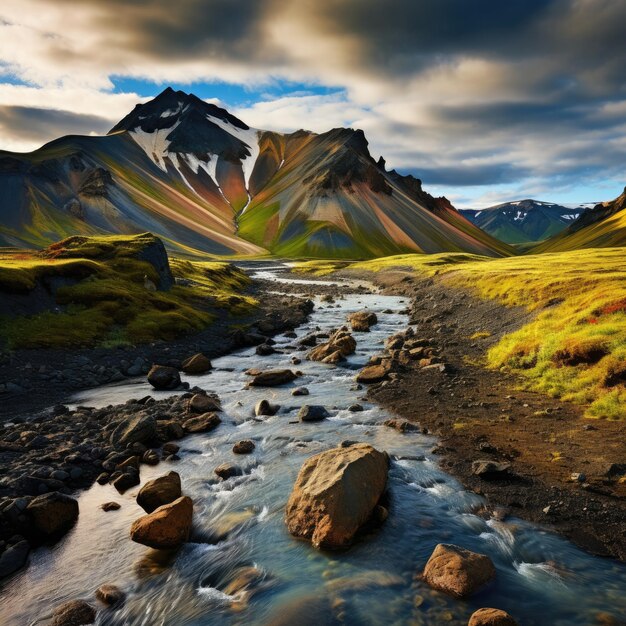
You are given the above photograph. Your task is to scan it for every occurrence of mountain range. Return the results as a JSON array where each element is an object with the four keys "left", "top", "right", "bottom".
[
  {"left": 0, "top": 88, "right": 512, "bottom": 259},
  {"left": 460, "top": 200, "right": 588, "bottom": 244}
]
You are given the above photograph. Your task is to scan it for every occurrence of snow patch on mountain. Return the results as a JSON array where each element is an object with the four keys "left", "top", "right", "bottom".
[
  {"left": 129, "top": 121, "right": 181, "bottom": 172},
  {"left": 206, "top": 114, "right": 260, "bottom": 189}
]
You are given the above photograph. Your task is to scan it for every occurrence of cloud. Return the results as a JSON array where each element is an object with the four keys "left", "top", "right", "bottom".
[{"left": 1, "top": 0, "right": 626, "bottom": 205}]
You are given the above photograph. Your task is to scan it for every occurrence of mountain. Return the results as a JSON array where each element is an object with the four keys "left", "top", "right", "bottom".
[
  {"left": 533, "top": 188, "right": 626, "bottom": 252},
  {"left": 460, "top": 200, "right": 587, "bottom": 244},
  {"left": 0, "top": 87, "right": 512, "bottom": 259}
]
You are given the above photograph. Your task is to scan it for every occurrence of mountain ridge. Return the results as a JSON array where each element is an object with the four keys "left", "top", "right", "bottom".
[{"left": 0, "top": 87, "right": 513, "bottom": 259}]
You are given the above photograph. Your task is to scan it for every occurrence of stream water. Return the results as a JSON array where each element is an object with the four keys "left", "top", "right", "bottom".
[{"left": 0, "top": 271, "right": 624, "bottom": 625}]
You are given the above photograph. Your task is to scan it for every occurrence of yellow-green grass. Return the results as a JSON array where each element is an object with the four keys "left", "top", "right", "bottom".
[
  {"left": 0, "top": 234, "right": 256, "bottom": 349},
  {"left": 298, "top": 248, "right": 626, "bottom": 419}
]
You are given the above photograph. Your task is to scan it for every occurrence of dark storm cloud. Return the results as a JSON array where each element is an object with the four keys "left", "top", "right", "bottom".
[
  {"left": 403, "top": 163, "right": 529, "bottom": 187},
  {"left": 0, "top": 106, "right": 112, "bottom": 143}
]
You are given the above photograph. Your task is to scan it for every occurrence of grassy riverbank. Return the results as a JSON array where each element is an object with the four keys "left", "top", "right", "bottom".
[
  {"left": 295, "top": 247, "right": 626, "bottom": 419},
  {"left": 0, "top": 234, "right": 256, "bottom": 350}
]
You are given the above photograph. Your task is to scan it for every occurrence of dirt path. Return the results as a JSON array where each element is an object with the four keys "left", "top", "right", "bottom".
[{"left": 350, "top": 270, "right": 626, "bottom": 561}]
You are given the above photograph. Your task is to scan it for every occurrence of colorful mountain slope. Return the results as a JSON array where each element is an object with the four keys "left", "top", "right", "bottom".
[
  {"left": 461, "top": 200, "right": 587, "bottom": 244},
  {"left": 534, "top": 188, "right": 626, "bottom": 252},
  {"left": 0, "top": 87, "right": 513, "bottom": 259}
]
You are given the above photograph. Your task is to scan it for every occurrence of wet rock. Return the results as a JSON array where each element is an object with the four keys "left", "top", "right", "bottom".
[
  {"left": 188, "top": 393, "right": 221, "bottom": 413},
  {"left": 52, "top": 600, "right": 96, "bottom": 625},
  {"left": 181, "top": 353, "right": 212, "bottom": 375},
  {"left": 182, "top": 412, "right": 221, "bottom": 433},
  {"left": 142, "top": 449, "right": 160, "bottom": 466},
  {"left": 96, "top": 473, "right": 109, "bottom": 485},
  {"left": 383, "top": 418, "right": 419, "bottom": 433},
  {"left": 249, "top": 369, "right": 297, "bottom": 387},
  {"left": 348, "top": 404, "right": 364, "bottom": 412},
  {"left": 298, "top": 405, "right": 330, "bottom": 422},
  {"left": 233, "top": 440, "right": 255, "bottom": 454},
  {"left": 292, "top": 387, "right": 309, "bottom": 396},
  {"left": 285, "top": 443, "right": 388, "bottom": 548},
  {"left": 261, "top": 594, "right": 337, "bottom": 626},
  {"left": 348, "top": 310, "right": 378, "bottom": 332},
  {"left": 472, "top": 460, "right": 511, "bottom": 479},
  {"left": 422, "top": 543, "right": 496, "bottom": 597},
  {"left": 101, "top": 502, "right": 121, "bottom": 512},
  {"left": 255, "top": 399, "right": 280, "bottom": 416},
  {"left": 307, "top": 329, "right": 356, "bottom": 362},
  {"left": 214, "top": 463, "right": 242, "bottom": 480},
  {"left": 110, "top": 414, "right": 157, "bottom": 447},
  {"left": 137, "top": 471, "right": 182, "bottom": 513},
  {"left": 147, "top": 365, "right": 181, "bottom": 390},
  {"left": 0, "top": 539, "right": 30, "bottom": 578},
  {"left": 256, "top": 343, "right": 275, "bottom": 356},
  {"left": 26, "top": 492, "right": 79, "bottom": 539},
  {"left": 468, "top": 608, "right": 518, "bottom": 626},
  {"left": 95, "top": 584, "right": 125, "bottom": 607},
  {"left": 356, "top": 364, "right": 389, "bottom": 384},
  {"left": 130, "top": 496, "right": 193, "bottom": 549},
  {"left": 162, "top": 443, "right": 180, "bottom": 456},
  {"left": 113, "top": 469, "right": 140, "bottom": 494}
]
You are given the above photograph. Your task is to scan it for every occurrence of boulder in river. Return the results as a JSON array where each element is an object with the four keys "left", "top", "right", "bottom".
[
  {"left": 137, "top": 471, "right": 182, "bottom": 513},
  {"left": 355, "top": 364, "right": 389, "bottom": 384},
  {"left": 112, "top": 468, "right": 140, "bottom": 494},
  {"left": 285, "top": 442, "right": 388, "bottom": 548},
  {"left": 468, "top": 608, "right": 518, "bottom": 626},
  {"left": 298, "top": 405, "right": 330, "bottom": 422},
  {"left": 26, "top": 492, "right": 79, "bottom": 540},
  {"left": 422, "top": 543, "right": 496, "bottom": 597},
  {"left": 51, "top": 599, "right": 96, "bottom": 625},
  {"left": 188, "top": 393, "right": 221, "bottom": 413},
  {"left": 348, "top": 310, "right": 378, "bottom": 332},
  {"left": 130, "top": 496, "right": 193, "bottom": 549},
  {"left": 255, "top": 399, "right": 280, "bottom": 416},
  {"left": 307, "top": 329, "right": 356, "bottom": 362},
  {"left": 233, "top": 440, "right": 255, "bottom": 454},
  {"left": 110, "top": 413, "right": 157, "bottom": 447},
  {"left": 182, "top": 412, "right": 221, "bottom": 433},
  {"left": 249, "top": 369, "right": 297, "bottom": 387},
  {"left": 95, "top": 584, "right": 126, "bottom": 607},
  {"left": 214, "top": 463, "right": 242, "bottom": 480},
  {"left": 147, "top": 365, "right": 181, "bottom": 390},
  {"left": 181, "top": 353, "right": 212, "bottom": 375}
]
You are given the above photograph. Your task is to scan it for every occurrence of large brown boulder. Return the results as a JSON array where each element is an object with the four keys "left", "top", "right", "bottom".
[
  {"left": 422, "top": 544, "right": 496, "bottom": 597},
  {"left": 51, "top": 599, "right": 96, "bottom": 625},
  {"left": 355, "top": 364, "right": 389, "bottom": 384},
  {"left": 26, "top": 492, "right": 79, "bottom": 539},
  {"left": 348, "top": 310, "right": 378, "bottom": 332},
  {"left": 285, "top": 443, "right": 388, "bottom": 548},
  {"left": 181, "top": 353, "right": 212, "bottom": 375},
  {"left": 188, "top": 393, "right": 221, "bottom": 413},
  {"left": 307, "top": 329, "right": 356, "bottom": 362},
  {"left": 249, "top": 369, "right": 297, "bottom": 387},
  {"left": 468, "top": 608, "right": 518, "bottom": 626},
  {"left": 136, "top": 471, "right": 182, "bottom": 513},
  {"left": 182, "top": 412, "right": 221, "bottom": 433},
  {"left": 147, "top": 365, "right": 181, "bottom": 390},
  {"left": 130, "top": 496, "right": 193, "bottom": 549}
]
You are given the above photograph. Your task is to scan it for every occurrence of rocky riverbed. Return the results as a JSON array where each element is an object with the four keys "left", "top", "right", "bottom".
[{"left": 0, "top": 265, "right": 624, "bottom": 626}]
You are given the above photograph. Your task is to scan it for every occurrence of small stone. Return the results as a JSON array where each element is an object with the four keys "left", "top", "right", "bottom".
[
  {"left": 468, "top": 608, "right": 518, "bottom": 626},
  {"left": 292, "top": 387, "right": 309, "bottom": 396},
  {"left": 233, "top": 440, "right": 255, "bottom": 454},
  {"left": 51, "top": 600, "right": 96, "bottom": 625},
  {"left": 298, "top": 405, "right": 330, "bottom": 422},
  {"left": 95, "top": 584, "right": 125, "bottom": 607},
  {"left": 101, "top": 502, "right": 121, "bottom": 512},
  {"left": 214, "top": 463, "right": 242, "bottom": 480}
]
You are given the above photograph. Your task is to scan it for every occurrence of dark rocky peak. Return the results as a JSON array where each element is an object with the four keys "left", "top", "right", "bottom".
[
  {"left": 376, "top": 156, "right": 386, "bottom": 170},
  {"left": 109, "top": 87, "right": 249, "bottom": 135}
]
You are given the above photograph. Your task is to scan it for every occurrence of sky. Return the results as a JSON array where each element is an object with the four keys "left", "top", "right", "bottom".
[{"left": 1, "top": 0, "right": 626, "bottom": 208}]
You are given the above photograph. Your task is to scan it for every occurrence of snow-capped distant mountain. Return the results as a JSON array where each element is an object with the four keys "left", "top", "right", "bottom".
[
  {"left": 460, "top": 199, "right": 589, "bottom": 244},
  {"left": 0, "top": 87, "right": 513, "bottom": 258}
]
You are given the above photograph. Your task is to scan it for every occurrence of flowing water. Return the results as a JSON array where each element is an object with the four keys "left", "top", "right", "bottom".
[{"left": 0, "top": 271, "right": 624, "bottom": 625}]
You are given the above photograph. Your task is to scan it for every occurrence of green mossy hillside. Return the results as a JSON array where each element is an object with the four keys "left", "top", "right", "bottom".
[{"left": 0, "top": 233, "right": 255, "bottom": 349}]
